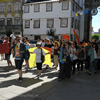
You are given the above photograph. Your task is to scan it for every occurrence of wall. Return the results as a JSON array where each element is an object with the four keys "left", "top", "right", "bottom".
[{"left": 23, "top": 1, "right": 72, "bottom": 39}]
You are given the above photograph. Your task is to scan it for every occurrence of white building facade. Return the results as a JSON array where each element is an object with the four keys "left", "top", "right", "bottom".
[{"left": 23, "top": 0, "right": 85, "bottom": 41}]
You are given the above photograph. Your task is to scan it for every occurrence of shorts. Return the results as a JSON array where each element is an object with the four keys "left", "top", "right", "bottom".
[
  {"left": 5, "top": 54, "right": 10, "bottom": 60},
  {"left": 36, "top": 63, "right": 42, "bottom": 70},
  {"left": 15, "top": 60, "right": 23, "bottom": 70}
]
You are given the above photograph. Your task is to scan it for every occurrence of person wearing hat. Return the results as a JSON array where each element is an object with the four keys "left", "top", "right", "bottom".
[
  {"left": 32, "top": 42, "right": 50, "bottom": 79},
  {"left": 53, "top": 41, "right": 60, "bottom": 70}
]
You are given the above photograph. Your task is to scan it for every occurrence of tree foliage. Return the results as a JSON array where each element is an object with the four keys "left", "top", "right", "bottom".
[
  {"left": 46, "top": 28, "right": 56, "bottom": 38},
  {"left": 92, "top": 34, "right": 100, "bottom": 41}
]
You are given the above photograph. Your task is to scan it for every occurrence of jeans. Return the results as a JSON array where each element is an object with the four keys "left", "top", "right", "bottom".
[{"left": 89, "top": 59, "right": 98, "bottom": 72}]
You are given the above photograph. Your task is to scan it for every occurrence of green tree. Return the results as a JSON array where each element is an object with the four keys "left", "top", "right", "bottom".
[{"left": 92, "top": 34, "right": 100, "bottom": 41}]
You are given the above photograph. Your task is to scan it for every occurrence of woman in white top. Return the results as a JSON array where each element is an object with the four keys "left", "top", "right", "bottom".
[
  {"left": 32, "top": 42, "right": 50, "bottom": 79},
  {"left": 70, "top": 42, "right": 78, "bottom": 75}
]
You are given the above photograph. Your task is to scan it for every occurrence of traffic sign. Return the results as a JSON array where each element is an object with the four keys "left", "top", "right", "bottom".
[{"left": 91, "top": 9, "right": 98, "bottom": 16}]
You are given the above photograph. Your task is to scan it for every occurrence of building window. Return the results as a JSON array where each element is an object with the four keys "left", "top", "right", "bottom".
[
  {"left": 34, "top": 4, "right": 40, "bottom": 12},
  {"left": 0, "top": 18, "right": 5, "bottom": 25},
  {"left": 72, "top": 18, "right": 74, "bottom": 28},
  {"left": 47, "top": 19, "right": 54, "bottom": 28},
  {"left": 25, "top": 20, "right": 30, "bottom": 28},
  {"left": 74, "top": 5, "right": 76, "bottom": 12},
  {"left": 34, "top": 20, "right": 40, "bottom": 28},
  {"left": 72, "top": 3, "right": 74, "bottom": 11},
  {"left": 7, "top": 5, "right": 12, "bottom": 12},
  {"left": 7, "top": 18, "right": 12, "bottom": 25},
  {"left": 0, "top": 6, "right": 5, "bottom": 13},
  {"left": 62, "top": 1, "right": 69, "bottom": 10},
  {"left": 75, "top": 19, "right": 77, "bottom": 29},
  {"left": 24, "top": 5, "right": 29, "bottom": 13},
  {"left": 15, "top": 4, "right": 21, "bottom": 12},
  {"left": 60, "top": 18, "right": 68, "bottom": 28},
  {"left": 14, "top": 18, "right": 20, "bottom": 25},
  {"left": 46, "top": 3, "right": 52, "bottom": 12}
]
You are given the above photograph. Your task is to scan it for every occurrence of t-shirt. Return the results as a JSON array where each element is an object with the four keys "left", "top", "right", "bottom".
[
  {"left": 44, "top": 44, "right": 51, "bottom": 48},
  {"left": 15, "top": 43, "right": 21, "bottom": 60},
  {"left": 77, "top": 47, "right": 84, "bottom": 60},
  {"left": 33, "top": 48, "right": 46, "bottom": 63},
  {"left": 71, "top": 48, "right": 77, "bottom": 60},
  {"left": 54, "top": 47, "right": 60, "bottom": 55},
  {"left": 93, "top": 48, "right": 97, "bottom": 59}
]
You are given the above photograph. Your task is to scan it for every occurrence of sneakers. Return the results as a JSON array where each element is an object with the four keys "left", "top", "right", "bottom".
[
  {"left": 17, "top": 77, "right": 23, "bottom": 83},
  {"left": 37, "top": 75, "right": 40, "bottom": 79}
]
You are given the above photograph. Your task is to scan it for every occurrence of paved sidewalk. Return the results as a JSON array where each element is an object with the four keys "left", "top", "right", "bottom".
[{"left": 0, "top": 56, "right": 100, "bottom": 100}]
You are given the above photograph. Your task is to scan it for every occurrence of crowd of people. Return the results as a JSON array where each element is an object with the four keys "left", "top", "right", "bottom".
[{"left": 0, "top": 35, "right": 100, "bottom": 82}]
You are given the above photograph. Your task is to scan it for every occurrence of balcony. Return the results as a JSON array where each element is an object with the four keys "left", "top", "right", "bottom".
[
  {"left": 0, "top": 11, "right": 5, "bottom": 13},
  {"left": 0, "top": 25, "right": 22, "bottom": 31},
  {"left": 7, "top": 10, "right": 12, "bottom": 13},
  {"left": 14, "top": 10, "right": 21, "bottom": 13}
]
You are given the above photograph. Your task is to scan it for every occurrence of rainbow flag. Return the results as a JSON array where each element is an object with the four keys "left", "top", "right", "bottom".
[{"left": 73, "top": 29, "right": 80, "bottom": 45}]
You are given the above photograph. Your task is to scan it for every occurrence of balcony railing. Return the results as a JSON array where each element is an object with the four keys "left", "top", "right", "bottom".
[
  {"left": 0, "top": 25, "right": 22, "bottom": 30},
  {"left": 7, "top": 10, "right": 12, "bottom": 13},
  {"left": 0, "top": 11, "right": 5, "bottom": 13},
  {"left": 14, "top": 10, "right": 21, "bottom": 13}
]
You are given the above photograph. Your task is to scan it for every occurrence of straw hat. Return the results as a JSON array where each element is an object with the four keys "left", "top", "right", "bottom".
[{"left": 53, "top": 41, "right": 60, "bottom": 46}]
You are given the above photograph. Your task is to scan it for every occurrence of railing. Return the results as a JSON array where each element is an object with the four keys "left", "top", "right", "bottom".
[
  {"left": 0, "top": 25, "right": 22, "bottom": 30},
  {"left": 14, "top": 10, "right": 21, "bottom": 13},
  {"left": 0, "top": 11, "right": 5, "bottom": 13}
]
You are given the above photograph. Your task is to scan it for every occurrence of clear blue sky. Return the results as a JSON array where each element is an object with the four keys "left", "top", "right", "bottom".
[{"left": 92, "top": 6, "right": 100, "bottom": 32}]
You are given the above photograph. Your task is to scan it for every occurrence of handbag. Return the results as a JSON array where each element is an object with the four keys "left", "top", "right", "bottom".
[{"left": 41, "top": 48, "right": 45, "bottom": 63}]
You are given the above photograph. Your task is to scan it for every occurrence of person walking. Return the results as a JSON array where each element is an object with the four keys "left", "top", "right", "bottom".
[
  {"left": 89, "top": 43, "right": 98, "bottom": 74},
  {"left": 58, "top": 39, "right": 71, "bottom": 81},
  {"left": 77, "top": 42, "right": 86, "bottom": 73},
  {"left": 53, "top": 41, "right": 60, "bottom": 70},
  {"left": 85, "top": 41, "right": 91, "bottom": 72},
  {"left": 4, "top": 37, "right": 13, "bottom": 69},
  {"left": 31, "top": 42, "right": 50, "bottom": 79},
  {"left": 11, "top": 35, "right": 26, "bottom": 83},
  {"left": 44, "top": 39, "right": 51, "bottom": 69},
  {"left": 70, "top": 42, "right": 78, "bottom": 75},
  {"left": 24, "top": 37, "right": 31, "bottom": 71}
]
